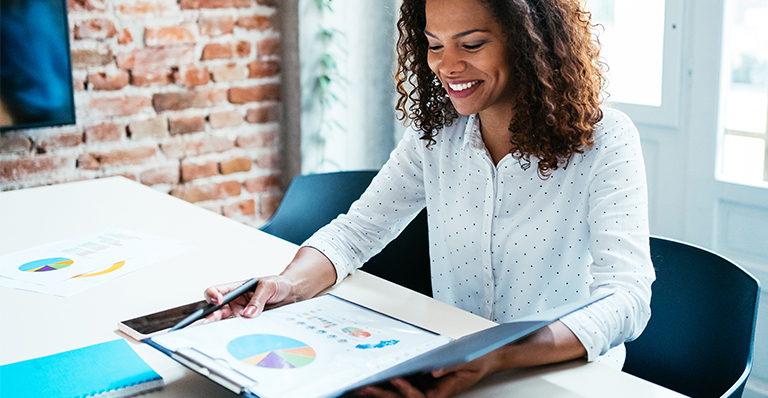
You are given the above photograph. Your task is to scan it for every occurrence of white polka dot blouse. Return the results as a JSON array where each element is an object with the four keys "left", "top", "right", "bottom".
[{"left": 304, "top": 107, "right": 655, "bottom": 361}]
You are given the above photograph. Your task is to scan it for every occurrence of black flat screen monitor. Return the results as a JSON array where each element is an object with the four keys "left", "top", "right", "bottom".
[{"left": 0, "top": 0, "right": 76, "bottom": 132}]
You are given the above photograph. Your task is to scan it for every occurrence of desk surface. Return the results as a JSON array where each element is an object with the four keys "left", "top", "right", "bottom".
[{"left": 0, "top": 177, "right": 686, "bottom": 398}]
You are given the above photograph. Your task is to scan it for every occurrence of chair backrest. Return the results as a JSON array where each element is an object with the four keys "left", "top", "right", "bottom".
[
  {"left": 623, "top": 237, "right": 760, "bottom": 398},
  {"left": 260, "top": 171, "right": 432, "bottom": 297}
]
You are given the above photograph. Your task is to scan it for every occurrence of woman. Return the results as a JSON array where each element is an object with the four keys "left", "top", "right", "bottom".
[{"left": 206, "top": 0, "right": 655, "bottom": 396}]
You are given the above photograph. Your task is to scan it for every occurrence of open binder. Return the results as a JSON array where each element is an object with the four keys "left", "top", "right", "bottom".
[{"left": 145, "top": 292, "right": 611, "bottom": 398}]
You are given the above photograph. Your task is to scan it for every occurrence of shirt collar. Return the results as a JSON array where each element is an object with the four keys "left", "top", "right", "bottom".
[{"left": 462, "top": 114, "right": 485, "bottom": 151}]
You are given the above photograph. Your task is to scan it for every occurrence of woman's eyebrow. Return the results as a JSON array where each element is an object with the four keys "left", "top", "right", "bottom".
[{"left": 423, "top": 29, "right": 490, "bottom": 39}]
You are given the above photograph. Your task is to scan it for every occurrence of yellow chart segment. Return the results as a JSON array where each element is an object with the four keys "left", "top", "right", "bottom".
[{"left": 73, "top": 261, "right": 125, "bottom": 278}]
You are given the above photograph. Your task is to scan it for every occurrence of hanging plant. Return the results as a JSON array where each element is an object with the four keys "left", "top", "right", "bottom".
[{"left": 306, "top": 0, "right": 347, "bottom": 172}]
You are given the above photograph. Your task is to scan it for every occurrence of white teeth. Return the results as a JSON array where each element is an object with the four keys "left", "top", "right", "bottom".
[{"left": 448, "top": 81, "right": 478, "bottom": 91}]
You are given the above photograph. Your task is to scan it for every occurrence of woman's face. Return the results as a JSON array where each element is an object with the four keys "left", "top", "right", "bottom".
[{"left": 424, "top": 0, "right": 514, "bottom": 117}]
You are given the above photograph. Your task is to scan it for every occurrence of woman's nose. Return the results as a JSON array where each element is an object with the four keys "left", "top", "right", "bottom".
[{"left": 438, "top": 47, "right": 466, "bottom": 76}]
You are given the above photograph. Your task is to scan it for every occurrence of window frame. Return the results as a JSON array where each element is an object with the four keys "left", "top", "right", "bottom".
[{"left": 601, "top": 0, "right": 685, "bottom": 128}]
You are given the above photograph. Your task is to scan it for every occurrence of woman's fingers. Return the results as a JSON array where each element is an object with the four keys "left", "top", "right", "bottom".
[
  {"left": 242, "top": 276, "right": 293, "bottom": 318},
  {"left": 203, "top": 280, "right": 249, "bottom": 305}
]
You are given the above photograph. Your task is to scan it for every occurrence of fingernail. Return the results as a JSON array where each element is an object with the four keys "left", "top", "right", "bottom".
[{"left": 243, "top": 306, "right": 257, "bottom": 317}]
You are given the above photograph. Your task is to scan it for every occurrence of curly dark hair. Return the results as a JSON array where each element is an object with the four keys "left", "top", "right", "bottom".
[{"left": 395, "top": 0, "right": 606, "bottom": 178}]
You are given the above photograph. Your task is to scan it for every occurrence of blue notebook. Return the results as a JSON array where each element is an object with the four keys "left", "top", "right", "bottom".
[{"left": 0, "top": 339, "right": 163, "bottom": 398}]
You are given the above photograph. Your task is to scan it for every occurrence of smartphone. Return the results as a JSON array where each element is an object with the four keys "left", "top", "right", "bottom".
[{"left": 118, "top": 300, "right": 209, "bottom": 341}]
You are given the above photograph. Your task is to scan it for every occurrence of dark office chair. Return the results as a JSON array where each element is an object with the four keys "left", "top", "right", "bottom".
[
  {"left": 260, "top": 171, "right": 432, "bottom": 297},
  {"left": 623, "top": 237, "right": 760, "bottom": 398}
]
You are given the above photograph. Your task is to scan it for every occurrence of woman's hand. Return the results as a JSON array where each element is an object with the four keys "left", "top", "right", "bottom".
[
  {"left": 354, "top": 353, "right": 500, "bottom": 398},
  {"left": 354, "top": 321, "right": 588, "bottom": 398},
  {"left": 203, "top": 275, "right": 296, "bottom": 321},
  {"left": 203, "top": 246, "right": 338, "bottom": 322}
]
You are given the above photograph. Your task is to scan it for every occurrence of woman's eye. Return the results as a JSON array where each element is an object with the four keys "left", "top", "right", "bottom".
[
  {"left": 464, "top": 42, "right": 486, "bottom": 50},
  {"left": 428, "top": 44, "right": 443, "bottom": 52}
]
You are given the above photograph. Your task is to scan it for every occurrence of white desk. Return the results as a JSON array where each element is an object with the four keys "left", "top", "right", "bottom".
[{"left": 0, "top": 177, "right": 686, "bottom": 397}]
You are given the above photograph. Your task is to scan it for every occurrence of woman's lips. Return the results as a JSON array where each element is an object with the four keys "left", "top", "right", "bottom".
[{"left": 445, "top": 80, "right": 481, "bottom": 99}]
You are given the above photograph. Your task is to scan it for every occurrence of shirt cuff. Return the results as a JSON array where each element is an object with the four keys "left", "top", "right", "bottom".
[{"left": 559, "top": 309, "right": 612, "bottom": 362}]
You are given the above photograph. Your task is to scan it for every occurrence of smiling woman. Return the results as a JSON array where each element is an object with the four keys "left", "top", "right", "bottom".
[
  {"left": 207, "top": 1, "right": 654, "bottom": 397},
  {"left": 396, "top": 0, "right": 605, "bottom": 177}
]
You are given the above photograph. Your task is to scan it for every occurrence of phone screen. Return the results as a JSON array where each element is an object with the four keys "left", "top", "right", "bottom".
[{"left": 119, "top": 300, "right": 208, "bottom": 339}]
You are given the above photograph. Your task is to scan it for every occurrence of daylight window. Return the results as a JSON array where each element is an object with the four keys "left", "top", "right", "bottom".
[{"left": 719, "top": 0, "right": 768, "bottom": 185}]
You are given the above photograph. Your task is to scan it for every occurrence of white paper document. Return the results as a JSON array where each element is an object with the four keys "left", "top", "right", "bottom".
[
  {"left": 149, "top": 295, "right": 452, "bottom": 398},
  {"left": 0, "top": 228, "right": 191, "bottom": 297}
]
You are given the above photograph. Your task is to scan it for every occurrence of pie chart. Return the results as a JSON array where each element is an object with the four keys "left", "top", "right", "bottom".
[
  {"left": 342, "top": 327, "right": 371, "bottom": 338},
  {"left": 19, "top": 257, "right": 73, "bottom": 273},
  {"left": 227, "top": 334, "right": 316, "bottom": 369}
]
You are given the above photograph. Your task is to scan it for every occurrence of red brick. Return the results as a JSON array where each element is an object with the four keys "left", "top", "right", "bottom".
[
  {"left": 179, "top": 0, "right": 250, "bottom": 9},
  {"left": 84, "top": 123, "right": 124, "bottom": 142},
  {"left": 209, "top": 89, "right": 228, "bottom": 103},
  {"left": 0, "top": 135, "right": 32, "bottom": 153},
  {"left": 260, "top": 194, "right": 282, "bottom": 218},
  {"left": 128, "top": 117, "right": 168, "bottom": 139},
  {"left": 170, "top": 180, "right": 241, "bottom": 203},
  {"left": 236, "top": 15, "right": 271, "bottom": 31},
  {"left": 88, "top": 70, "right": 130, "bottom": 91},
  {"left": 181, "top": 160, "right": 219, "bottom": 182},
  {"left": 199, "top": 15, "right": 235, "bottom": 36},
  {"left": 145, "top": 25, "right": 199, "bottom": 46},
  {"left": 172, "top": 65, "right": 210, "bottom": 87},
  {"left": 248, "top": 60, "right": 280, "bottom": 79},
  {"left": 220, "top": 156, "right": 252, "bottom": 175},
  {"left": 161, "top": 135, "right": 234, "bottom": 158},
  {"left": 131, "top": 67, "right": 172, "bottom": 87},
  {"left": 117, "top": 45, "right": 196, "bottom": 70},
  {"left": 245, "top": 104, "right": 279, "bottom": 124},
  {"left": 244, "top": 174, "right": 281, "bottom": 193},
  {"left": 201, "top": 43, "right": 234, "bottom": 61},
  {"left": 209, "top": 110, "right": 243, "bottom": 129},
  {"left": 118, "top": 29, "right": 133, "bottom": 45},
  {"left": 37, "top": 130, "right": 83, "bottom": 151},
  {"left": 88, "top": 95, "right": 152, "bottom": 118},
  {"left": 153, "top": 90, "right": 225, "bottom": 112},
  {"left": 236, "top": 41, "right": 251, "bottom": 57},
  {"left": 169, "top": 115, "right": 206, "bottom": 135},
  {"left": 139, "top": 164, "right": 180, "bottom": 186},
  {"left": 67, "top": 0, "right": 106, "bottom": 12},
  {"left": 211, "top": 63, "right": 247, "bottom": 82},
  {"left": 0, "top": 155, "right": 73, "bottom": 182},
  {"left": 229, "top": 84, "right": 280, "bottom": 104},
  {"left": 256, "top": 150, "right": 279, "bottom": 169},
  {"left": 223, "top": 199, "right": 255, "bottom": 217},
  {"left": 117, "top": 1, "right": 172, "bottom": 15},
  {"left": 255, "top": 0, "right": 276, "bottom": 5},
  {"left": 71, "top": 47, "right": 112, "bottom": 69},
  {"left": 257, "top": 37, "right": 280, "bottom": 57},
  {"left": 74, "top": 19, "right": 117, "bottom": 40},
  {"left": 236, "top": 128, "right": 277, "bottom": 148},
  {"left": 73, "top": 78, "right": 86, "bottom": 91},
  {"left": 77, "top": 145, "right": 157, "bottom": 170}
]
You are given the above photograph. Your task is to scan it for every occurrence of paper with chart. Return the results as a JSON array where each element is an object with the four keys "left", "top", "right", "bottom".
[
  {"left": 0, "top": 228, "right": 191, "bottom": 296},
  {"left": 149, "top": 295, "right": 452, "bottom": 398}
]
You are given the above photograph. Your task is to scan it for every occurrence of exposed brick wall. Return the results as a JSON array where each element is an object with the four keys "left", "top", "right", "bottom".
[{"left": 0, "top": 0, "right": 283, "bottom": 228}]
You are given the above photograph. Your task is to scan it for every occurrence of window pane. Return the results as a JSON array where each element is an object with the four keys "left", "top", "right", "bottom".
[
  {"left": 722, "top": 0, "right": 768, "bottom": 134},
  {"left": 721, "top": 135, "right": 766, "bottom": 183},
  {"left": 719, "top": 0, "right": 768, "bottom": 184},
  {"left": 584, "top": 0, "right": 666, "bottom": 106}
]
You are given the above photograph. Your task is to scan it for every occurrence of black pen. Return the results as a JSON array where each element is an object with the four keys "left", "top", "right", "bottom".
[{"left": 169, "top": 278, "right": 259, "bottom": 332}]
